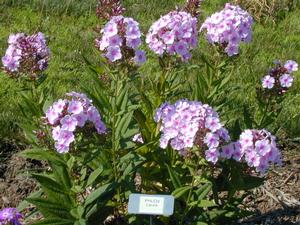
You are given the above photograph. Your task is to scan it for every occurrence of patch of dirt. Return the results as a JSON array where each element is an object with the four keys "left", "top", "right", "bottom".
[
  {"left": 0, "top": 154, "right": 38, "bottom": 208},
  {"left": 0, "top": 139, "right": 38, "bottom": 208},
  {"left": 239, "top": 141, "right": 300, "bottom": 225}
]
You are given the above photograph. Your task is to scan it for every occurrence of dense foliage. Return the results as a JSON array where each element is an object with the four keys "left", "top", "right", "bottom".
[{"left": 0, "top": 0, "right": 299, "bottom": 225}]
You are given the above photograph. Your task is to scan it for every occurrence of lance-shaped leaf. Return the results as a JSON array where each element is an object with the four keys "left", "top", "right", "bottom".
[{"left": 84, "top": 182, "right": 116, "bottom": 207}]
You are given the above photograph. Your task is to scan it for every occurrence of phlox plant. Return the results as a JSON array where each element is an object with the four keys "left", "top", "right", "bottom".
[
  {"left": 1, "top": 32, "right": 54, "bottom": 140},
  {"left": 1, "top": 1, "right": 297, "bottom": 225}
]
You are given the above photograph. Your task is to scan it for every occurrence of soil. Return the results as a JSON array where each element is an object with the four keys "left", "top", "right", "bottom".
[
  {"left": 239, "top": 140, "right": 300, "bottom": 225},
  {"left": 0, "top": 139, "right": 299, "bottom": 225}
]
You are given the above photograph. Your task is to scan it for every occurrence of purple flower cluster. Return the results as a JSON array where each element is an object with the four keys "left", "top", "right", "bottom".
[
  {"left": 95, "top": 16, "right": 146, "bottom": 64},
  {"left": 261, "top": 60, "right": 298, "bottom": 94},
  {"left": 146, "top": 11, "right": 198, "bottom": 61},
  {"left": 0, "top": 208, "right": 22, "bottom": 225},
  {"left": 200, "top": 3, "right": 253, "bottom": 56},
  {"left": 45, "top": 92, "right": 106, "bottom": 153},
  {"left": 154, "top": 100, "right": 230, "bottom": 163},
  {"left": 2, "top": 32, "right": 50, "bottom": 79},
  {"left": 236, "top": 129, "right": 282, "bottom": 174}
]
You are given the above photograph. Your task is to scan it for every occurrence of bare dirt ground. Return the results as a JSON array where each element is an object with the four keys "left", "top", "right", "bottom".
[{"left": 239, "top": 140, "right": 300, "bottom": 225}]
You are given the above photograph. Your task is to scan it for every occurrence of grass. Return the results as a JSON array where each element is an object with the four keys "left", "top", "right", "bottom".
[{"left": 0, "top": 0, "right": 300, "bottom": 140}]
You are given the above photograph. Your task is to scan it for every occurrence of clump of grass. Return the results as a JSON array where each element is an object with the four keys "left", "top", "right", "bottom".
[{"left": 232, "top": 0, "right": 297, "bottom": 24}]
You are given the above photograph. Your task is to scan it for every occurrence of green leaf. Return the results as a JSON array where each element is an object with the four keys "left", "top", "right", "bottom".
[
  {"left": 195, "top": 183, "right": 212, "bottom": 201},
  {"left": 121, "top": 153, "right": 145, "bottom": 178},
  {"left": 87, "top": 165, "right": 104, "bottom": 186},
  {"left": 26, "top": 197, "right": 71, "bottom": 214},
  {"left": 17, "top": 190, "right": 42, "bottom": 211},
  {"left": 74, "top": 219, "right": 88, "bottom": 225},
  {"left": 116, "top": 111, "right": 134, "bottom": 138},
  {"left": 19, "top": 148, "right": 66, "bottom": 165},
  {"left": 84, "top": 182, "right": 115, "bottom": 207},
  {"left": 198, "top": 199, "right": 216, "bottom": 208},
  {"left": 166, "top": 164, "right": 182, "bottom": 189},
  {"left": 32, "top": 174, "right": 68, "bottom": 194},
  {"left": 30, "top": 218, "right": 74, "bottom": 225},
  {"left": 172, "top": 186, "right": 192, "bottom": 199}
]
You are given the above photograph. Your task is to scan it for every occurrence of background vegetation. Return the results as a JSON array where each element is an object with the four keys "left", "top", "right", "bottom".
[{"left": 0, "top": 0, "right": 300, "bottom": 141}]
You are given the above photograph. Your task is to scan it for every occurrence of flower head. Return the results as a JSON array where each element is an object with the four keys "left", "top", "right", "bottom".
[
  {"left": 2, "top": 32, "right": 50, "bottom": 79},
  {"left": 200, "top": 3, "right": 253, "bottom": 56},
  {"left": 284, "top": 60, "right": 298, "bottom": 73},
  {"left": 0, "top": 208, "right": 22, "bottom": 225},
  {"left": 45, "top": 92, "right": 106, "bottom": 153},
  {"left": 262, "top": 75, "right": 275, "bottom": 89},
  {"left": 155, "top": 99, "right": 230, "bottom": 164},
  {"left": 146, "top": 11, "right": 198, "bottom": 60},
  {"left": 237, "top": 129, "right": 281, "bottom": 174},
  {"left": 260, "top": 60, "right": 297, "bottom": 95},
  {"left": 96, "top": 16, "right": 146, "bottom": 65}
]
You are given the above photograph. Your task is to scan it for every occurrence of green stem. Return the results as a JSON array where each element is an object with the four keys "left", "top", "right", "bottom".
[
  {"left": 111, "top": 75, "right": 126, "bottom": 214},
  {"left": 180, "top": 168, "right": 196, "bottom": 225},
  {"left": 259, "top": 97, "right": 271, "bottom": 128}
]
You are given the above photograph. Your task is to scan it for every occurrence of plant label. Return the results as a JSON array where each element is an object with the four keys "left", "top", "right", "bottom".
[{"left": 128, "top": 194, "right": 174, "bottom": 216}]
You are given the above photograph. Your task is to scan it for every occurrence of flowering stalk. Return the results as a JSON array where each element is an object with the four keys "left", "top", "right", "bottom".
[
  {"left": 256, "top": 60, "right": 298, "bottom": 128},
  {"left": 200, "top": 3, "right": 253, "bottom": 56},
  {"left": 96, "top": 0, "right": 125, "bottom": 22},
  {"left": 184, "top": 0, "right": 203, "bottom": 18}
]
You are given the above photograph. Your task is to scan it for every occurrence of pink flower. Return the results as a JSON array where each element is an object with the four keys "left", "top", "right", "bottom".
[
  {"left": 57, "top": 130, "right": 75, "bottom": 146},
  {"left": 46, "top": 107, "right": 60, "bottom": 125},
  {"left": 106, "top": 46, "right": 122, "bottom": 62},
  {"left": 284, "top": 60, "right": 298, "bottom": 73},
  {"left": 221, "top": 143, "right": 234, "bottom": 159},
  {"left": 238, "top": 129, "right": 281, "bottom": 174},
  {"left": 55, "top": 143, "right": 69, "bottom": 153},
  {"left": 134, "top": 50, "right": 146, "bottom": 65},
  {"left": 52, "top": 126, "right": 61, "bottom": 141},
  {"left": 146, "top": 11, "right": 198, "bottom": 60},
  {"left": 108, "top": 35, "right": 122, "bottom": 46},
  {"left": 74, "top": 113, "right": 87, "bottom": 127},
  {"left": 225, "top": 44, "right": 239, "bottom": 56},
  {"left": 204, "top": 132, "right": 220, "bottom": 148},
  {"left": 68, "top": 100, "right": 83, "bottom": 114},
  {"left": 104, "top": 22, "right": 118, "bottom": 37},
  {"left": 200, "top": 4, "right": 253, "bottom": 56},
  {"left": 126, "top": 38, "right": 141, "bottom": 49},
  {"left": 279, "top": 74, "right": 293, "bottom": 88},
  {"left": 60, "top": 115, "right": 78, "bottom": 132},
  {"left": 262, "top": 75, "right": 275, "bottom": 89},
  {"left": 205, "top": 117, "right": 221, "bottom": 132},
  {"left": 205, "top": 148, "right": 220, "bottom": 164},
  {"left": 53, "top": 99, "right": 66, "bottom": 113}
]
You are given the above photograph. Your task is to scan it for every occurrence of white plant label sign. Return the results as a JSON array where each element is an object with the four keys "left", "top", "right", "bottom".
[{"left": 128, "top": 194, "right": 174, "bottom": 216}]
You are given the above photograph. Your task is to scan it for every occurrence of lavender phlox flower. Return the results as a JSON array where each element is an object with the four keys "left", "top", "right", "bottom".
[
  {"left": 2, "top": 32, "right": 50, "bottom": 79},
  {"left": 200, "top": 3, "right": 253, "bottom": 56},
  {"left": 284, "top": 60, "right": 298, "bottom": 73},
  {"left": 279, "top": 74, "right": 293, "bottom": 88},
  {"left": 95, "top": 16, "right": 146, "bottom": 64},
  {"left": 146, "top": 11, "right": 198, "bottom": 61},
  {"left": 262, "top": 75, "right": 275, "bottom": 89},
  {"left": 0, "top": 208, "right": 22, "bottom": 225},
  {"left": 237, "top": 129, "right": 281, "bottom": 174},
  {"left": 155, "top": 99, "right": 230, "bottom": 164},
  {"left": 45, "top": 92, "right": 106, "bottom": 153},
  {"left": 261, "top": 60, "right": 298, "bottom": 94}
]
